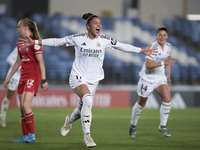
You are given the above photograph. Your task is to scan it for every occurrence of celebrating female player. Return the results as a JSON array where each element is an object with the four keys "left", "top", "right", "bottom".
[
  {"left": 19, "top": 13, "right": 157, "bottom": 148},
  {"left": 3, "top": 18, "right": 49, "bottom": 143},
  {"left": 129, "top": 27, "right": 175, "bottom": 138}
]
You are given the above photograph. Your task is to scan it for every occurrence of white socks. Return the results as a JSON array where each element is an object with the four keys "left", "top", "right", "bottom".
[
  {"left": 130, "top": 101, "right": 171, "bottom": 128},
  {"left": 68, "top": 94, "right": 93, "bottom": 138},
  {"left": 81, "top": 94, "right": 93, "bottom": 138},
  {"left": 130, "top": 102, "right": 143, "bottom": 126},
  {"left": 1, "top": 97, "right": 10, "bottom": 118},
  {"left": 69, "top": 102, "right": 83, "bottom": 124},
  {"left": 160, "top": 101, "right": 171, "bottom": 126}
]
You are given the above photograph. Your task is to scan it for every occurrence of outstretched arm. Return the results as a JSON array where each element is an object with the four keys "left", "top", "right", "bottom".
[
  {"left": 19, "top": 36, "right": 67, "bottom": 47},
  {"left": 112, "top": 42, "right": 157, "bottom": 58},
  {"left": 140, "top": 44, "right": 158, "bottom": 58}
]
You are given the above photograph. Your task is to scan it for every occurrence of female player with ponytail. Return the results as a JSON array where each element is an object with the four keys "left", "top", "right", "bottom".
[{"left": 3, "top": 18, "right": 49, "bottom": 143}]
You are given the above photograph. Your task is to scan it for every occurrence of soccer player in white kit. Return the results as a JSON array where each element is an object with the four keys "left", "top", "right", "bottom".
[
  {"left": 20, "top": 13, "right": 157, "bottom": 148},
  {"left": 1, "top": 47, "right": 20, "bottom": 127},
  {"left": 129, "top": 27, "right": 175, "bottom": 138}
]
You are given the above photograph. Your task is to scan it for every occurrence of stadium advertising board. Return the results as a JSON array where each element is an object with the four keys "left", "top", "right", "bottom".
[
  {"left": 0, "top": 87, "right": 199, "bottom": 108},
  {"left": 0, "top": 89, "right": 130, "bottom": 108}
]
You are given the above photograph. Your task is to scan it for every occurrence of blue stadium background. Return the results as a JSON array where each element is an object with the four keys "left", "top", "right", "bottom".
[{"left": 0, "top": 0, "right": 200, "bottom": 85}]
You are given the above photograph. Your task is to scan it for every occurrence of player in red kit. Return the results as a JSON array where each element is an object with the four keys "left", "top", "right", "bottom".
[{"left": 3, "top": 18, "right": 49, "bottom": 143}]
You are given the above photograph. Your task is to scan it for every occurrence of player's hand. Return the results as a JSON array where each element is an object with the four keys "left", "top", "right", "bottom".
[
  {"left": 164, "top": 57, "right": 175, "bottom": 66},
  {"left": 141, "top": 44, "right": 158, "bottom": 59},
  {"left": 3, "top": 78, "right": 10, "bottom": 89},
  {"left": 167, "top": 77, "right": 171, "bottom": 87},
  {"left": 18, "top": 36, "right": 35, "bottom": 47},
  {"left": 41, "top": 82, "right": 49, "bottom": 92}
]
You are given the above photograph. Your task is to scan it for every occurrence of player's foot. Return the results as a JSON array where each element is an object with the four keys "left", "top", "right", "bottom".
[
  {"left": 129, "top": 125, "right": 136, "bottom": 138},
  {"left": 84, "top": 133, "right": 96, "bottom": 148},
  {"left": 158, "top": 126, "right": 171, "bottom": 137},
  {"left": 1, "top": 117, "right": 6, "bottom": 127},
  {"left": 61, "top": 115, "right": 72, "bottom": 136},
  {"left": 12, "top": 135, "right": 28, "bottom": 143},
  {"left": 25, "top": 133, "right": 36, "bottom": 143}
]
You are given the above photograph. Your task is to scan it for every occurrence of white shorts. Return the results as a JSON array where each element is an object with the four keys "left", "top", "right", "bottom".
[
  {"left": 69, "top": 74, "right": 99, "bottom": 97},
  {"left": 137, "top": 76, "right": 167, "bottom": 98},
  {"left": 8, "top": 77, "right": 19, "bottom": 91}
]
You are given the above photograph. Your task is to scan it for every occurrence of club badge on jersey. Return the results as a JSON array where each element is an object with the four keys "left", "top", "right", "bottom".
[
  {"left": 97, "top": 42, "right": 101, "bottom": 47},
  {"left": 76, "top": 75, "right": 82, "bottom": 83},
  {"left": 78, "top": 79, "right": 82, "bottom": 83},
  {"left": 34, "top": 45, "right": 40, "bottom": 50}
]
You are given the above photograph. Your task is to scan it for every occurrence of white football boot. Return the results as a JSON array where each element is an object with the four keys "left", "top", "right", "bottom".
[
  {"left": 84, "top": 133, "right": 97, "bottom": 148},
  {"left": 0, "top": 115, "right": 6, "bottom": 127},
  {"left": 61, "top": 115, "right": 72, "bottom": 136}
]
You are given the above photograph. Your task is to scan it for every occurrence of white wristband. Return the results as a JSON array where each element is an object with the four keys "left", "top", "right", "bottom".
[
  {"left": 161, "top": 61, "right": 164, "bottom": 66},
  {"left": 35, "top": 40, "right": 38, "bottom": 45}
]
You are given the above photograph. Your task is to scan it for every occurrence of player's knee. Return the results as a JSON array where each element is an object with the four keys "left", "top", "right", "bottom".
[
  {"left": 138, "top": 101, "right": 146, "bottom": 107},
  {"left": 162, "top": 96, "right": 171, "bottom": 103},
  {"left": 20, "top": 106, "right": 25, "bottom": 114},
  {"left": 22, "top": 101, "right": 30, "bottom": 112},
  {"left": 82, "top": 94, "right": 93, "bottom": 108},
  {"left": 138, "top": 97, "right": 147, "bottom": 107}
]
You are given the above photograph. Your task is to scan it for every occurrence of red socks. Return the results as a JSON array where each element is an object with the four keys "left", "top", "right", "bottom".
[
  {"left": 25, "top": 112, "right": 35, "bottom": 134},
  {"left": 21, "top": 116, "right": 28, "bottom": 136}
]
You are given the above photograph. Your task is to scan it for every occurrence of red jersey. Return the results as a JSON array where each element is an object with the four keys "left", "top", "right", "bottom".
[{"left": 18, "top": 35, "right": 43, "bottom": 82}]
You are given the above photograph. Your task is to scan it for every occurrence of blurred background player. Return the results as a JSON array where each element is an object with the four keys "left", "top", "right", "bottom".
[
  {"left": 129, "top": 27, "right": 175, "bottom": 138},
  {"left": 3, "top": 18, "right": 49, "bottom": 143},
  {"left": 1, "top": 47, "right": 20, "bottom": 127}
]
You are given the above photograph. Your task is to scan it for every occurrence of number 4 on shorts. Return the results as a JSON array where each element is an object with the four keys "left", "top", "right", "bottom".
[{"left": 141, "top": 84, "right": 148, "bottom": 92}]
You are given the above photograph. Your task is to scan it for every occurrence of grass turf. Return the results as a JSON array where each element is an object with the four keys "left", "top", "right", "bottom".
[{"left": 0, "top": 108, "right": 200, "bottom": 150}]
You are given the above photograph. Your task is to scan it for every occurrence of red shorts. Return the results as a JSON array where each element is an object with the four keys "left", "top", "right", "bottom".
[{"left": 18, "top": 79, "right": 40, "bottom": 96}]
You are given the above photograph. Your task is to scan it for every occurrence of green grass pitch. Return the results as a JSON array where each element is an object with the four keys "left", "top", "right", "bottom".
[{"left": 0, "top": 108, "right": 200, "bottom": 150}]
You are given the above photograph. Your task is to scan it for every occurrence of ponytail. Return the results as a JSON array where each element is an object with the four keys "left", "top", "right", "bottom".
[{"left": 20, "top": 18, "right": 41, "bottom": 40}]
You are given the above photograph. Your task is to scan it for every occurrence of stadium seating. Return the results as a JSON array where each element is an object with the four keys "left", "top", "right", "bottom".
[
  {"left": 163, "top": 17, "right": 200, "bottom": 46},
  {"left": 0, "top": 13, "right": 200, "bottom": 84}
]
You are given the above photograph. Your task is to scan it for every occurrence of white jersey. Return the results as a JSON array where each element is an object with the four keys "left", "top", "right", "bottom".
[
  {"left": 139, "top": 40, "right": 172, "bottom": 83},
  {"left": 6, "top": 47, "right": 21, "bottom": 80},
  {"left": 42, "top": 33, "right": 141, "bottom": 83}
]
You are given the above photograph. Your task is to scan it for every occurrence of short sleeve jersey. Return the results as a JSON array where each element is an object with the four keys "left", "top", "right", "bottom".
[
  {"left": 139, "top": 40, "right": 172, "bottom": 83},
  {"left": 18, "top": 35, "right": 43, "bottom": 82},
  {"left": 63, "top": 33, "right": 119, "bottom": 83}
]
